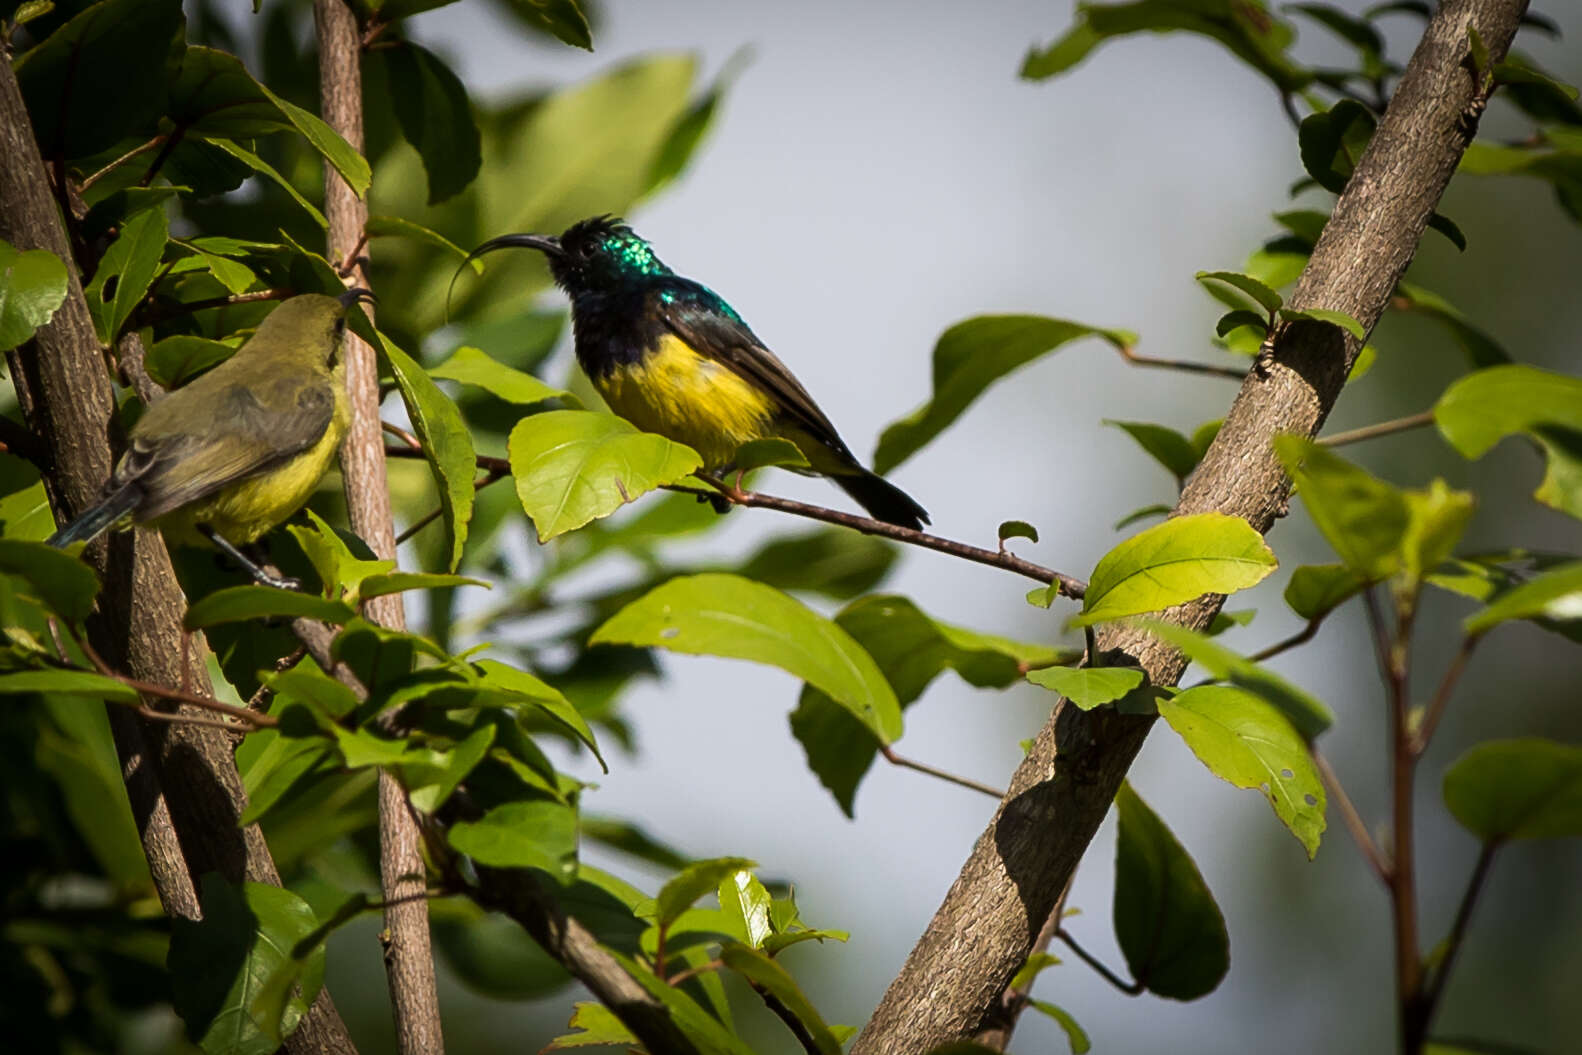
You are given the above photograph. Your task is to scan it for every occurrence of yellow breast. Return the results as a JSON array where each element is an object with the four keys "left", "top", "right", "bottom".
[{"left": 595, "top": 334, "right": 776, "bottom": 470}]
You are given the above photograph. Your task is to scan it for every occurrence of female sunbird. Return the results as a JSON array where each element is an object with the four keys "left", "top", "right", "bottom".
[
  {"left": 48, "top": 290, "right": 368, "bottom": 587},
  {"left": 466, "top": 216, "right": 930, "bottom": 529}
]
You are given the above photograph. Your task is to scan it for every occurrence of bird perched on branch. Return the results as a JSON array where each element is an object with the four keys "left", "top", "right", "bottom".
[
  {"left": 47, "top": 290, "right": 369, "bottom": 587},
  {"left": 464, "top": 216, "right": 929, "bottom": 529}
]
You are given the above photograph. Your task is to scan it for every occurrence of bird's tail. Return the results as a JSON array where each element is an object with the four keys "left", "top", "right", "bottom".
[
  {"left": 834, "top": 470, "right": 930, "bottom": 531},
  {"left": 46, "top": 484, "right": 140, "bottom": 548}
]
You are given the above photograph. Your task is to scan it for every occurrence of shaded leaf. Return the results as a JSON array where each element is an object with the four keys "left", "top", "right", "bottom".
[
  {"left": 1443, "top": 738, "right": 1582, "bottom": 841},
  {"left": 1284, "top": 562, "right": 1365, "bottom": 620},
  {"left": 720, "top": 944, "right": 842, "bottom": 1055},
  {"left": 498, "top": 0, "right": 592, "bottom": 50},
  {"left": 1275, "top": 435, "right": 1408, "bottom": 580},
  {"left": 183, "top": 586, "right": 355, "bottom": 630},
  {"left": 1105, "top": 420, "right": 1201, "bottom": 482},
  {"left": 379, "top": 41, "right": 482, "bottom": 204},
  {"left": 1160, "top": 685, "right": 1325, "bottom": 856},
  {"left": 366, "top": 215, "right": 482, "bottom": 272},
  {"left": 1463, "top": 560, "right": 1582, "bottom": 637},
  {"left": 998, "top": 519, "right": 1039, "bottom": 545},
  {"left": 0, "top": 669, "right": 139, "bottom": 704},
  {"left": 84, "top": 205, "right": 168, "bottom": 344},
  {"left": 1435, "top": 365, "right": 1582, "bottom": 520},
  {"left": 1139, "top": 620, "right": 1333, "bottom": 738},
  {"left": 1028, "top": 1000, "right": 1091, "bottom": 1055},
  {"left": 1196, "top": 270, "right": 1282, "bottom": 315},
  {"left": 381, "top": 333, "right": 477, "bottom": 570},
  {"left": 0, "top": 241, "right": 68, "bottom": 350},
  {"left": 1113, "top": 783, "right": 1229, "bottom": 1000},
  {"left": 1299, "top": 99, "right": 1376, "bottom": 194},
  {"left": 874, "top": 315, "right": 1132, "bottom": 474},
  {"left": 202, "top": 137, "right": 328, "bottom": 229},
  {"left": 0, "top": 537, "right": 101, "bottom": 625},
  {"left": 1279, "top": 305, "right": 1367, "bottom": 339}
]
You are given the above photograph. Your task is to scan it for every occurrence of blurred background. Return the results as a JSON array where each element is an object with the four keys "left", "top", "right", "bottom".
[{"left": 27, "top": 0, "right": 1582, "bottom": 1051}]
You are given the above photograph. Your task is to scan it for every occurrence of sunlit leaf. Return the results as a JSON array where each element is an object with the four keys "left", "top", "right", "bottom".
[
  {"left": 381, "top": 333, "right": 478, "bottom": 570},
  {"left": 1463, "top": 561, "right": 1582, "bottom": 637},
  {"left": 0, "top": 240, "right": 67, "bottom": 351},
  {"left": 1275, "top": 436, "right": 1408, "bottom": 580},
  {"left": 430, "top": 345, "right": 571, "bottom": 404},
  {"left": 1073, "top": 513, "right": 1277, "bottom": 626},
  {"left": 1026, "top": 665, "right": 1147, "bottom": 710},
  {"left": 1139, "top": 620, "right": 1333, "bottom": 738},
  {"left": 653, "top": 857, "right": 757, "bottom": 930},
  {"left": 447, "top": 799, "right": 579, "bottom": 880}
]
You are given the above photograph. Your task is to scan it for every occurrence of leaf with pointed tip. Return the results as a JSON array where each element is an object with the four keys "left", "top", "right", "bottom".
[
  {"left": 202, "top": 138, "right": 328, "bottom": 229},
  {"left": 183, "top": 587, "right": 355, "bottom": 630},
  {"left": 1113, "top": 783, "right": 1229, "bottom": 1000},
  {"left": 1073, "top": 513, "right": 1277, "bottom": 627},
  {"left": 1027, "top": 665, "right": 1147, "bottom": 710},
  {"left": 1029, "top": 1000, "right": 1091, "bottom": 1054},
  {"left": 720, "top": 944, "right": 842, "bottom": 1055},
  {"left": 509, "top": 410, "right": 701, "bottom": 542},
  {"left": 998, "top": 519, "right": 1039, "bottom": 545},
  {"left": 544, "top": 1002, "right": 637, "bottom": 1050},
  {"left": 1105, "top": 420, "right": 1201, "bottom": 482},
  {"left": 447, "top": 799, "right": 579, "bottom": 881},
  {"left": 1274, "top": 436, "right": 1409, "bottom": 580},
  {"left": 1299, "top": 99, "right": 1376, "bottom": 194},
  {"left": 1161, "top": 686, "right": 1326, "bottom": 857},
  {"left": 0, "top": 538, "right": 101, "bottom": 626},
  {"left": 0, "top": 669, "right": 139, "bottom": 704},
  {"left": 733, "top": 437, "right": 811, "bottom": 472},
  {"left": 366, "top": 216, "right": 483, "bottom": 273},
  {"left": 497, "top": 0, "right": 593, "bottom": 50},
  {"left": 430, "top": 345, "right": 570, "bottom": 405},
  {"left": 651, "top": 857, "right": 757, "bottom": 929},
  {"left": 381, "top": 333, "right": 477, "bottom": 570},
  {"left": 1443, "top": 739, "right": 1582, "bottom": 841},
  {"left": 1279, "top": 306, "right": 1367, "bottom": 339},
  {"left": 1435, "top": 365, "right": 1582, "bottom": 520},
  {"left": 84, "top": 205, "right": 168, "bottom": 344},
  {"left": 1196, "top": 270, "right": 1282, "bottom": 315},
  {"left": 378, "top": 41, "right": 482, "bottom": 204},
  {"left": 874, "top": 315, "right": 1132, "bottom": 474}
]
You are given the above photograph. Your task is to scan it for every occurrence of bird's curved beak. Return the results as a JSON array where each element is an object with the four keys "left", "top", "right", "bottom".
[
  {"left": 466, "top": 233, "right": 564, "bottom": 262},
  {"left": 338, "top": 287, "right": 378, "bottom": 309}
]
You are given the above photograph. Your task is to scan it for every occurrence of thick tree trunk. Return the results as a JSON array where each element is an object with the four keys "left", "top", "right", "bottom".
[{"left": 853, "top": 2, "right": 1528, "bottom": 1050}]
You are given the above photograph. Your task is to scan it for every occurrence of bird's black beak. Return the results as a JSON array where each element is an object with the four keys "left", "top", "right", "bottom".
[
  {"left": 468, "top": 233, "right": 563, "bottom": 261},
  {"left": 338, "top": 287, "right": 377, "bottom": 309}
]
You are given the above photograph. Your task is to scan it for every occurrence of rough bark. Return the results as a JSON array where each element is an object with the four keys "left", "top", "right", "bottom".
[
  {"left": 852, "top": 2, "right": 1527, "bottom": 1051},
  {"left": 0, "top": 51, "right": 358, "bottom": 1055},
  {"left": 313, "top": 3, "right": 444, "bottom": 1052}
]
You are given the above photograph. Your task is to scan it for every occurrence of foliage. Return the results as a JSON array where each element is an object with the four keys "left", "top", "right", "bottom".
[{"left": 0, "top": 1, "right": 1577, "bottom": 1053}]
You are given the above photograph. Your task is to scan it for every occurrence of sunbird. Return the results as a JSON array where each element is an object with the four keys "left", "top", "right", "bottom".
[
  {"left": 47, "top": 290, "right": 369, "bottom": 587},
  {"left": 466, "top": 216, "right": 930, "bottom": 529}
]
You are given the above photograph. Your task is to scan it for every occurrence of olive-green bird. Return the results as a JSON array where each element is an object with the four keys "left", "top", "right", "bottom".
[
  {"left": 47, "top": 290, "right": 369, "bottom": 587},
  {"left": 466, "top": 216, "right": 929, "bottom": 529}
]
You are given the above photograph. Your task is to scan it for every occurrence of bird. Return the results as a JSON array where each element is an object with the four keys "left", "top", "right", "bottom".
[
  {"left": 47, "top": 289, "right": 368, "bottom": 588},
  {"left": 463, "top": 216, "right": 929, "bottom": 529}
]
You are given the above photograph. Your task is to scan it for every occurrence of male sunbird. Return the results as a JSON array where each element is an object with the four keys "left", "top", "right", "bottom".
[
  {"left": 48, "top": 290, "right": 369, "bottom": 587},
  {"left": 467, "top": 216, "right": 929, "bottom": 529}
]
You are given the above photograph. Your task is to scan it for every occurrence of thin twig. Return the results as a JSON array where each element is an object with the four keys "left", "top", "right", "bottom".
[
  {"left": 396, "top": 466, "right": 511, "bottom": 545},
  {"left": 134, "top": 706, "right": 257, "bottom": 733},
  {"left": 664, "top": 959, "right": 723, "bottom": 988},
  {"left": 1312, "top": 747, "right": 1390, "bottom": 884},
  {"left": 1117, "top": 344, "right": 1247, "bottom": 381},
  {"left": 1248, "top": 616, "right": 1324, "bottom": 663},
  {"left": 81, "top": 135, "right": 166, "bottom": 192},
  {"left": 880, "top": 746, "right": 1006, "bottom": 800},
  {"left": 1319, "top": 410, "right": 1436, "bottom": 447},
  {"left": 135, "top": 287, "right": 293, "bottom": 327},
  {"left": 70, "top": 627, "right": 278, "bottom": 729},
  {"left": 706, "top": 478, "right": 1086, "bottom": 598},
  {"left": 138, "top": 126, "right": 186, "bottom": 188},
  {"left": 1380, "top": 593, "right": 1424, "bottom": 1053},
  {"left": 1055, "top": 929, "right": 1142, "bottom": 995},
  {"left": 381, "top": 420, "right": 422, "bottom": 450},
  {"left": 1410, "top": 635, "right": 1479, "bottom": 756},
  {"left": 1419, "top": 841, "right": 1500, "bottom": 1026}
]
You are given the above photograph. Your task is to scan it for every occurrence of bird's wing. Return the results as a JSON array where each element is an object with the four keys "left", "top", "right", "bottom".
[
  {"left": 656, "top": 282, "right": 857, "bottom": 461},
  {"left": 132, "top": 373, "right": 337, "bottom": 521}
]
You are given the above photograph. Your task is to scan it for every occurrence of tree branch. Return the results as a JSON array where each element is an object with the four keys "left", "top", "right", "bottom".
[
  {"left": 1116, "top": 343, "right": 1247, "bottom": 380},
  {"left": 852, "top": 5, "right": 1528, "bottom": 1050},
  {"left": 1410, "top": 635, "right": 1479, "bottom": 756},
  {"left": 1418, "top": 840, "right": 1500, "bottom": 1031},
  {"left": 1319, "top": 409, "right": 1436, "bottom": 447},
  {"left": 0, "top": 51, "right": 358, "bottom": 1055},
  {"left": 1312, "top": 746, "right": 1390, "bottom": 884},
  {"left": 313, "top": 3, "right": 442, "bottom": 1052}
]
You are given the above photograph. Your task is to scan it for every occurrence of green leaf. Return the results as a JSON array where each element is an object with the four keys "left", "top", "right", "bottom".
[
  {"left": 1160, "top": 686, "right": 1326, "bottom": 857},
  {"left": 1393, "top": 281, "right": 1508, "bottom": 367},
  {"left": 1027, "top": 1000, "right": 1091, "bottom": 1055},
  {"left": 998, "top": 519, "right": 1039, "bottom": 545},
  {"left": 381, "top": 333, "right": 478, "bottom": 570},
  {"left": 168, "top": 876, "right": 325, "bottom": 1055},
  {"left": 1138, "top": 620, "right": 1334, "bottom": 738},
  {"left": 286, "top": 509, "right": 394, "bottom": 601},
  {"left": 0, "top": 538, "right": 101, "bottom": 625},
  {"left": 737, "top": 527, "right": 898, "bottom": 600},
  {"left": 1435, "top": 365, "right": 1582, "bottom": 519},
  {"left": 1215, "top": 309, "right": 1268, "bottom": 339},
  {"left": 429, "top": 344, "right": 571, "bottom": 404},
  {"left": 447, "top": 799, "right": 579, "bottom": 880},
  {"left": 499, "top": 0, "right": 593, "bottom": 50},
  {"left": 874, "top": 315, "right": 1132, "bottom": 474},
  {"left": 1284, "top": 562, "right": 1365, "bottom": 620},
  {"left": 1021, "top": 0, "right": 1308, "bottom": 94},
  {"left": 358, "top": 571, "right": 489, "bottom": 601},
  {"left": 13, "top": 0, "right": 183, "bottom": 158},
  {"left": 653, "top": 857, "right": 757, "bottom": 930},
  {"left": 791, "top": 594, "right": 1069, "bottom": 814},
  {"left": 1112, "top": 503, "right": 1173, "bottom": 532},
  {"left": 201, "top": 138, "right": 328, "bottom": 229},
  {"left": 1113, "top": 782, "right": 1229, "bottom": 1000},
  {"left": 605, "top": 949, "right": 757, "bottom": 1055},
  {"left": 545, "top": 1002, "right": 638, "bottom": 1050},
  {"left": 366, "top": 216, "right": 483, "bottom": 272},
  {"left": 239, "top": 740, "right": 337, "bottom": 827},
  {"left": 642, "top": 50, "right": 746, "bottom": 197},
  {"left": 1073, "top": 512, "right": 1277, "bottom": 627},
  {"left": 183, "top": 586, "right": 356, "bottom": 630},
  {"left": 581, "top": 816, "right": 692, "bottom": 872},
  {"left": 1274, "top": 435, "right": 1409, "bottom": 580},
  {"left": 1278, "top": 306, "right": 1367, "bottom": 339},
  {"left": 1443, "top": 739, "right": 1582, "bottom": 841},
  {"left": 732, "top": 437, "right": 812, "bottom": 473},
  {"left": 378, "top": 42, "right": 482, "bottom": 204},
  {"left": 1400, "top": 479, "right": 1476, "bottom": 586},
  {"left": 509, "top": 410, "right": 702, "bottom": 542},
  {"left": 84, "top": 205, "right": 168, "bottom": 344},
  {"left": 0, "top": 668, "right": 139, "bottom": 704},
  {"left": 1008, "top": 951, "right": 1061, "bottom": 991},
  {"left": 473, "top": 658, "right": 604, "bottom": 769},
  {"left": 1105, "top": 420, "right": 1202, "bottom": 482},
  {"left": 1463, "top": 561, "right": 1582, "bottom": 637},
  {"left": 592, "top": 573, "right": 901, "bottom": 742},
  {"left": 717, "top": 870, "right": 773, "bottom": 949},
  {"left": 256, "top": 84, "right": 371, "bottom": 197},
  {"left": 1299, "top": 99, "right": 1376, "bottom": 194},
  {"left": 1288, "top": 3, "right": 1383, "bottom": 55},
  {"left": 0, "top": 241, "right": 67, "bottom": 351},
  {"left": 1027, "top": 665, "right": 1147, "bottom": 710},
  {"left": 1196, "top": 270, "right": 1283, "bottom": 315},
  {"left": 719, "top": 944, "right": 842, "bottom": 1055},
  {"left": 1426, "top": 211, "right": 1468, "bottom": 252}
]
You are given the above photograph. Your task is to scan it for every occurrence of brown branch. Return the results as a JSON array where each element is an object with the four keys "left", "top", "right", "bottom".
[
  {"left": 1312, "top": 747, "right": 1390, "bottom": 884},
  {"left": 1248, "top": 615, "right": 1325, "bottom": 663},
  {"left": 1410, "top": 635, "right": 1479, "bottom": 756},
  {"left": 80, "top": 134, "right": 166, "bottom": 192},
  {"left": 134, "top": 286, "right": 293, "bottom": 327},
  {"left": 1319, "top": 409, "right": 1436, "bottom": 447},
  {"left": 852, "top": 5, "right": 1528, "bottom": 1050},
  {"left": 313, "top": 3, "right": 440, "bottom": 1052},
  {"left": 0, "top": 53, "right": 358, "bottom": 1055},
  {"left": 1117, "top": 343, "right": 1248, "bottom": 381},
  {"left": 880, "top": 745, "right": 1005, "bottom": 800}
]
